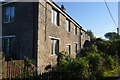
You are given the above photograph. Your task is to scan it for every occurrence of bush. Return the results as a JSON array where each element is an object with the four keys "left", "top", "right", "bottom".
[
  {"left": 103, "top": 55, "right": 120, "bottom": 77},
  {"left": 56, "top": 51, "right": 89, "bottom": 79},
  {"left": 80, "top": 44, "right": 98, "bottom": 57},
  {"left": 86, "top": 52, "right": 105, "bottom": 80},
  {"left": 95, "top": 39, "right": 120, "bottom": 56},
  {"left": 57, "top": 39, "right": 120, "bottom": 80},
  {"left": 23, "top": 56, "right": 37, "bottom": 78}
]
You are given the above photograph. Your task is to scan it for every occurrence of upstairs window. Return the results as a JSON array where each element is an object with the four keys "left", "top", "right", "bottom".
[
  {"left": 51, "top": 39, "right": 59, "bottom": 55},
  {"left": 66, "top": 19, "right": 70, "bottom": 32},
  {"left": 74, "top": 25, "right": 77, "bottom": 35},
  {"left": 51, "top": 9, "right": 59, "bottom": 26},
  {"left": 81, "top": 31, "right": 85, "bottom": 39},
  {"left": 4, "top": 7, "right": 15, "bottom": 23}
]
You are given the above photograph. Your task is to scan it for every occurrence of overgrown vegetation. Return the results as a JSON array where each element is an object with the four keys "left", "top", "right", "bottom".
[
  {"left": 1, "top": 53, "right": 37, "bottom": 80},
  {"left": 23, "top": 56, "right": 37, "bottom": 79},
  {"left": 86, "top": 30, "right": 96, "bottom": 41},
  {"left": 1, "top": 38, "right": 120, "bottom": 80},
  {"left": 52, "top": 39, "right": 120, "bottom": 80}
]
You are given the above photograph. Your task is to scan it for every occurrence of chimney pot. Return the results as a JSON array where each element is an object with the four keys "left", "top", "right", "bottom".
[{"left": 61, "top": 5, "right": 66, "bottom": 11}]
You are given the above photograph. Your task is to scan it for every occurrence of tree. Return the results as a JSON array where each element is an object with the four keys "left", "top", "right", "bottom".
[
  {"left": 86, "top": 30, "right": 96, "bottom": 41},
  {"left": 104, "top": 32, "right": 120, "bottom": 40}
]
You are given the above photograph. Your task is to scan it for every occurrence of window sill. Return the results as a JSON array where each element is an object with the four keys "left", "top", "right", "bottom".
[
  {"left": 74, "top": 34, "right": 77, "bottom": 36},
  {"left": 3, "top": 22, "right": 14, "bottom": 24},
  {"left": 67, "top": 31, "right": 71, "bottom": 34},
  {"left": 52, "top": 23, "right": 59, "bottom": 27},
  {"left": 51, "top": 54, "right": 57, "bottom": 56}
]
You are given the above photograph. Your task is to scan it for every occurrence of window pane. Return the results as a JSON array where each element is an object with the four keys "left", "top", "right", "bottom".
[
  {"left": 74, "top": 26, "right": 77, "bottom": 35},
  {"left": 7, "top": 39, "right": 10, "bottom": 56},
  {"left": 57, "top": 13, "right": 59, "bottom": 26},
  {"left": 2, "top": 39, "right": 7, "bottom": 54},
  {"left": 54, "top": 40, "right": 57, "bottom": 54},
  {"left": 2, "top": 37, "right": 16, "bottom": 59},
  {"left": 66, "top": 20, "right": 68, "bottom": 31},
  {"left": 76, "top": 27, "right": 77, "bottom": 35},
  {"left": 52, "top": 10, "right": 56, "bottom": 24},
  {"left": 52, "top": 9, "right": 59, "bottom": 26},
  {"left": 10, "top": 7, "right": 15, "bottom": 22},
  {"left": 2, "top": 38, "right": 10, "bottom": 56},
  {"left": 74, "top": 43, "right": 77, "bottom": 54},
  {"left": 51, "top": 39, "right": 59, "bottom": 55},
  {"left": 4, "top": 7, "right": 15, "bottom": 23},
  {"left": 66, "top": 20, "right": 70, "bottom": 32},
  {"left": 54, "top": 11, "right": 57, "bottom": 25},
  {"left": 53, "top": 11, "right": 55, "bottom": 24},
  {"left": 2, "top": 39, "right": 4, "bottom": 50},
  {"left": 82, "top": 32, "right": 84, "bottom": 38},
  {"left": 74, "top": 26, "right": 75, "bottom": 34},
  {"left": 2, "top": 39, "right": 5, "bottom": 53},
  {"left": 66, "top": 45, "right": 70, "bottom": 55},
  {"left": 4, "top": 7, "right": 10, "bottom": 22},
  {"left": 51, "top": 40, "right": 54, "bottom": 54},
  {"left": 9, "top": 38, "right": 15, "bottom": 55},
  {"left": 52, "top": 10, "right": 54, "bottom": 23},
  {"left": 53, "top": 40, "right": 55, "bottom": 55}
]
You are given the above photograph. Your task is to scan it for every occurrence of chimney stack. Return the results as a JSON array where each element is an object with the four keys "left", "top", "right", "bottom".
[{"left": 61, "top": 5, "right": 66, "bottom": 11}]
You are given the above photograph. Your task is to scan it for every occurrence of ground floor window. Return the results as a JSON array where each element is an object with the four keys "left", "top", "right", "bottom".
[
  {"left": 66, "top": 45, "right": 71, "bottom": 56},
  {"left": 74, "top": 43, "right": 77, "bottom": 54},
  {"left": 1, "top": 35, "right": 16, "bottom": 59},
  {"left": 2, "top": 38, "right": 15, "bottom": 56},
  {"left": 51, "top": 39, "right": 59, "bottom": 55}
]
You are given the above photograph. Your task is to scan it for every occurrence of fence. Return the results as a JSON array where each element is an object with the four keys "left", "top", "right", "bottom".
[
  {"left": 2, "top": 60, "right": 24, "bottom": 79},
  {"left": 1, "top": 60, "right": 120, "bottom": 80}
]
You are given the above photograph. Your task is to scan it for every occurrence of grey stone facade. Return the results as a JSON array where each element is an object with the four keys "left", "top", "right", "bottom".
[
  {"left": 81, "top": 29, "right": 90, "bottom": 48},
  {"left": 1, "top": 1, "right": 90, "bottom": 73}
]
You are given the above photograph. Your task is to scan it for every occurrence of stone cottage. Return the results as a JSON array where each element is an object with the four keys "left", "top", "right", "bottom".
[{"left": 1, "top": 1, "right": 90, "bottom": 73}]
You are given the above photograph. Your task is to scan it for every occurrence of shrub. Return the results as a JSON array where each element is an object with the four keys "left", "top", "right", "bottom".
[
  {"left": 95, "top": 39, "right": 120, "bottom": 56},
  {"left": 80, "top": 44, "right": 98, "bottom": 57},
  {"left": 51, "top": 39, "right": 120, "bottom": 79},
  {"left": 56, "top": 51, "right": 89, "bottom": 79},
  {"left": 23, "top": 56, "right": 37, "bottom": 79},
  {"left": 56, "top": 57, "right": 89, "bottom": 79},
  {"left": 86, "top": 52, "right": 105, "bottom": 80},
  {"left": 103, "top": 55, "right": 120, "bottom": 77}
]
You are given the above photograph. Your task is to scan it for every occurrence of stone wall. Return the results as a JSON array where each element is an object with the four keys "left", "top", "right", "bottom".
[
  {"left": 37, "top": 2, "right": 81, "bottom": 73},
  {"left": 81, "top": 29, "right": 85, "bottom": 48},
  {"left": 2, "top": 2, "right": 90, "bottom": 73}
]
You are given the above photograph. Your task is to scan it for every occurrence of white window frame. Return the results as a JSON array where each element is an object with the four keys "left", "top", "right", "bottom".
[
  {"left": 74, "top": 25, "right": 77, "bottom": 35},
  {"left": 49, "top": 36, "right": 60, "bottom": 40},
  {"left": 4, "top": 6, "right": 15, "bottom": 23},
  {"left": 74, "top": 43, "right": 77, "bottom": 54},
  {"left": 51, "top": 9, "right": 59, "bottom": 26},
  {"left": 66, "top": 44, "right": 71, "bottom": 56},
  {"left": 81, "top": 31, "right": 85, "bottom": 39},
  {"left": 66, "top": 19, "right": 70, "bottom": 32},
  {"left": 51, "top": 39, "right": 59, "bottom": 56}
]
